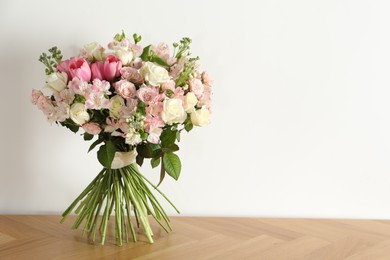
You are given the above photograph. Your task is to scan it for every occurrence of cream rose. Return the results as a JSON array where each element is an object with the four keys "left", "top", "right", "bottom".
[
  {"left": 83, "top": 42, "right": 104, "bottom": 61},
  {"left": 70, "top": 103, "right": 90, "bottom": 125},
  {"left": 184, "top": 92, "right": 198, "bottom": 113},
  {"left": 46, "top": 72, "right": 68, "bottom": 93},
  {"left": 109, "top": 95, "right": 125, "bottom": 118},
  {"left": 140, "top": 61, "right": 170, "bottom": 86},
  {"left": 161, "top": 98, "right": 187, "bottom": 124},
  {"left": 191, "top": 106, "right": 211, "bottom": 126},
  {"left": 116, "top": 49, "right": 134, "bottom": 65}
]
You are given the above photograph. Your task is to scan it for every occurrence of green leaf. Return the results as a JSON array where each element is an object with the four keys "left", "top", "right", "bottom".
[
  {"left": 97, "top": 141, "right": 116, "bottom": 169},
  {"left": 136, "top": 155, "right": 144, "bottom": 166},
  {"left": 140, "top": 45, "right": 152, "bottom": 61},
  {"left": 151, "top": 157, "right": 161, "bottom": 168},
  {"left": 60, "top": 119, "right": 79, "bottom": 133},
  {"left": 150, "top": 55, "right": 169, "bottom": 67},
  {"left": 163, "top": 152, "right": 181, "bottom": 180},
  {"left": 83, "top": 133, "right": 94, "bottom": 141},
  {"left": 137, "top": 143, "right": 162, "bottom": 158},
  {"left": 163, "top": 144, "right": 179, "bottom": 153},
  {"left": 160, "top": 128, "right": 177, "bottom": 148},
  {"left": 184, "top": 120, "right": 193, "bottom": 132},
  {"left": 88, "top": 137, "right": 104, "bottom": 153}
]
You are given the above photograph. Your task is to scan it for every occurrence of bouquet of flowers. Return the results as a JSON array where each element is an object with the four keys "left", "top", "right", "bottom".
[{"left": 31, "top": 31, "right": 212, "bottom": 246}]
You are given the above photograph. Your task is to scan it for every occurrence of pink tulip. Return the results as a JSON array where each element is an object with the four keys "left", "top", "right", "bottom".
[
  {"left": 104, "top": 55, "right": 122, "bottom": 81},
  {"left": 57, "top": 57, "right": 77, "bottom": 79},
  {"left": 91, "top": 61, "right": 105, "bottom": 80},
  {"left": 69, "top": 58, "right": 91, "bottom": 82}
]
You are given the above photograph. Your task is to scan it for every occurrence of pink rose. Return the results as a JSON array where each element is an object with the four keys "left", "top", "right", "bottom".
[
  {"left": 67, "top": 58, "right": 91, "bottom": 82},
  {"left": 104, "top": 55, "right": 122, "bottom": 81},
  {"left": 189, "top": 78, "right": 204, "bottom": 98},
  {"left": 120, "top": 67, "right": 144, "bottom": 85},
  {"left": 82, "top": 122, "right": 102, "bottom": 135},
  {"left": 91, "top": 61, "right": 105, "bottom": 80},
  {"left": 114, "top": 80, "right": 136, "bottom": 99},
  {"left": 136, "top": 86, "right": 159, "bottom": 105}
]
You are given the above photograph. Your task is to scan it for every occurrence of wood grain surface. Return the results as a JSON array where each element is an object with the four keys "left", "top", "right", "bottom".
[{"left": 1, "top": 215, "right": 390, "bottom": 259}]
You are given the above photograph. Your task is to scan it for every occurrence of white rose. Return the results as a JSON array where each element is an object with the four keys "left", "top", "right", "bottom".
[
  {"left": 109, "top": 95, "right": 125, "bottom": 118},
  {"left": 70, "top": 103, "right": 90, "bottom": 125},
  {"left": 116, "top": 48, "right": 134, "bottom": 65},
  {"left": 83, "top": 42, "right": 104, "bottom": 61},
  {"left": 191, "top": 106, "right": 211, "bottom": 126},
  {"left": 161, "top": 98, "right": 187, "bottom": 124},
  {"left": 140, "top": 61, "right": 170, "bottom": 86},
  {"left": 46, "top": 72, "right": 68, "bottom": 93},
  {"left": 184, "top": 92, "right": 198, "bottom": 113}
]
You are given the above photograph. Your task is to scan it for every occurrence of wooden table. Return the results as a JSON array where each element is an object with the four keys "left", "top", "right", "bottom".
[{"left": 1, "top": 215, "right": 390, "bottom": 259}]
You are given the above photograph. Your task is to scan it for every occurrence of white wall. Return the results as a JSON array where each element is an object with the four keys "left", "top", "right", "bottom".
[{"left": 1, "top": 0, "right": 390, "bottom": 218}]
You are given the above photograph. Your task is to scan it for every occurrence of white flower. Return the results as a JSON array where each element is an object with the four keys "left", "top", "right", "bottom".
[
  {"left": 140, "top": 61, "right": 170, "bottom": 86},
  {"left": 69, "top": 103, "right": 90, "bottom": 125},
  {"left": 46, "top": 72, "right": 68, "bottom": 93},
  {"left": 191, "top": 106, "right": 211, "bottom": 126},
  {"left": 161, "top": 98, "right": 187, "bottom": 124},
  {"left": 111, "top": 149, "right": 138, "bottom": 169},
  {"left": 184, "top": 92, "right": 198, "bottom": 113},
  {"left": 125, "top": 129, "right": 142, "bottom": 145},
  {"left": 83, "top": 42, "right": 104, "bottom": 61},
  {"left": 116, "top": 49, "right": 134, "bottom": 65},
  {"left": 109, "top": 95, "right": 125, "bottom": 118}
]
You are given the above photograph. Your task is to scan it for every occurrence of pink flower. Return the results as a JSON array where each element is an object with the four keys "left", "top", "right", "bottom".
[
  {"left": 57, "top": 57, "right": 77, "bottom": 79},
  {"left": 36, "top": 95, "right": 55, "bottom": 120},
  {"left": 202, "top": 71, "right": 213, "bottom": 85},
  {"left": 131, "top": 57, "right": 143, "bottom": 69},
  {"left": 67, "top": 58, "right": 92, "bottom": 82},
  {"left": 85, "top": 92, "right": 110, "bottom": 110},
  {"left": 144, "top": 115, "right": 164, "bottom": 144},
  {"left": 198, "top": 84, "right": 213, "bottom": 111},
  {"left": 120, "top": 67, "right": 144, "bottom": 84},
  {"left": 91, "top": 61, "right": 105, "bottom": 80},
  {"left": 136, "top": 86, "right": 159, "bottom": 105},
  {"left": 91, "top": 79, "right": 111, "bottom": 95},
  {"left": 146, "top": 101, "right": 164, "bottom": 116},
  {"left": 161, "top": 80, "right": 175, "bottom": 92},
  {"left": 68, "top": 78, "right": 91, "bottom": 97},
  {"left": 144, "top": 114, "right": 164, "bottom": 132},
  {"left": 189, "top": 78, "right": 204, "bottom": 98},
  {"left": 104, "top": 55, "right": 122, "bottom": 81},
  {"left": 31, "top": 89, "right": 44, "bottom": 105},
  {"left": 154, "top": 42, "right": 170, "bottom": 62},
  {"left": 82, "top": 122, "right": 102, "bottom": 135},
  {"left": 53, "top": 102, "right": 70, "bottom": 122},
  {"left": 114, "top": 80, "right": 136, "bottom": 99},
  {"left": 54, "top": 88, "right": 75, "bottom": 104}
]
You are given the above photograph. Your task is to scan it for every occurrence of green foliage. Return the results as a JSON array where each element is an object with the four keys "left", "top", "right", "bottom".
[
  {"left": 175, "top": 56, "right": 200, "bottom": 86},
  {"left": 184, "top": 118, "right": 194, "bottom": 132},
  {"left": 140, "top": 45, "right": 169, "bottom": 67},
  {"left": 137, "top": 143, "right": 162, "bottom": 158},
  {"left": 114, "top": 30, "right": 126, "bottom": 41},
  {"left": 175, "top": 37, "right": 192, "bottom": 59},
  {"left": 83, "top": 133, "right": 94, "bottom": 141},
  {"left": 133, "top": 33, "right": 142, "bottom": 44},
  {"left": 97, "top": 141, "right": 116, "bottom": 169},
  {"left": 151, "top": 157, "right": 161, "bottom": 168},
  {"left": 160, "top": 128, "right": 177, "bottom": 148},
  {"left": 163, "top": 152, "right": 181, "bottom": 180},
  {"left": 60, "top": 119, "right": 79, "bottom": 133},
  {"left": 88, "top": 137, "right": 104, "bottom": 153},
  {"left": 38, "top": 46, "right": 63, "bottom": 75}
]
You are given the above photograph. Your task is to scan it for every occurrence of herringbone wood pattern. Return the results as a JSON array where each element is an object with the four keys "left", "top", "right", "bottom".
[{"left": 1, "top": 216, "right": 390, "bottom": 259}]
